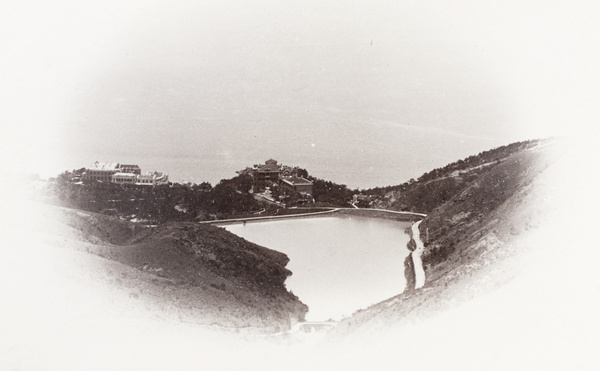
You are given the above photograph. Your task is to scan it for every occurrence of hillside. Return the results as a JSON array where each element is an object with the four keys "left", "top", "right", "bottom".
[
  {"left": 29, "top": 203, "right": 308, "bottom": 333},
  {"left": 420, "top": 140, "right": 560, "bottom": 267},
  {"left": 3, "top": 139, "right": 597, "bottom": 370},
  {"left": 367, "top": 139, "right": 550, "bottom": 213},
  {"left": 329, "top": 139, "right": 566, "bottom": 337},
  {"left": 40, "top": 173, "right": 259, "bottom": 223},
  {"left": 315, "top": 138, "right": 600, "bottom": 370}
]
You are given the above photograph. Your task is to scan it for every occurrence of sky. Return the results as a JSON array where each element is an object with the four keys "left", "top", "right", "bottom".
[{"left": 1, "top": 0, "right": 599, "bottom": 187}]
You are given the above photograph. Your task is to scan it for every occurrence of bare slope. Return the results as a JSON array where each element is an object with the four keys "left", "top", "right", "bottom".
[{"left": 39, "top": 205, "right": 308, "bottom": 333}]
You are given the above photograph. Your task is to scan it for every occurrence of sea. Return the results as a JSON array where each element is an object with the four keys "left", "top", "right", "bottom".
[{"left": 44, "top": 120, "right": 500, "bottom": 189}]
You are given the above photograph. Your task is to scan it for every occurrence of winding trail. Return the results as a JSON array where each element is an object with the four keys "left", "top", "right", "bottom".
[{"left": 411, "top": 220, "right": 426, "bottom": 289}]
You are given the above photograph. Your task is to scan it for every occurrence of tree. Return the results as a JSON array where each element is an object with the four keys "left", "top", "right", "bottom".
[
  {"left": 196, "top": 182, "right": 212, "bottom": 191},
  {"left": 296, "top": 168, "right": 309, "bottom": 178},
  {"left": 235, "top": 174, "right": 253, "bottom": 193}
]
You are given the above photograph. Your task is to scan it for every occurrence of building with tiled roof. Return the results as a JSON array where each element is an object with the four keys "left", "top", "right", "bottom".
[
  {"left": 280, "top": 176, "right": 313, "bottom": 195},
  {"left": 82, "top": 162, "right": 122, "bottom": 182},
  {"left": 119, "top": 164, "right": 141, "bottom": 175},
  {"left": 252, "top": 159, "right": 283, "bottom": 192},
  {"left": 112, "top": 172, "right": 138, "bottom": 184},
  {"left": 82, "top": 161, "right": 168, "bottom": 186},
  {"left": 136, "top": 171, "right": 169, "bottom": 186}
]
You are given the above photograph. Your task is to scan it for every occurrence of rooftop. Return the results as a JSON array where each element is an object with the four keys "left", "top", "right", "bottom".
[
  {"left": 139, "top": 171, "right": 168, "bottom": 178},
  {"left": 281, "top": 176, "right": 313, "bottom": 186},
  {"left": 90, "top": 161, "right": 120, "bottom": 170},
  {"left": 256, "top": 163, "right": 281, "bottom": 172}
]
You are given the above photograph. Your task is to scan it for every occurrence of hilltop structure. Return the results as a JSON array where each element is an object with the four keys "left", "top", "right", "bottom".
[
  {"left": 252, "top": 159, "right": 282, "bottom": 192},
  {"left": 82, "top": 161, "right": 168, "bottom": 186},
  {"left": 280, "top": 176, "right": 313, "bottom": 194},
  {"left": 81, "top": 162, "right": 122, "bottom": 183},
  {"left": 246, "top": 159, "right": 314, "bottom": 202},
  {"left": 136, "top": 171, "right": 169, "bottom": 186}
]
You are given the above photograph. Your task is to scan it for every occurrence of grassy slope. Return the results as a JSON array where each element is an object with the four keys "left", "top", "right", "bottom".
[
  {"left": 370, "top": 139, "right": 547, "bottom": 214},
  {"left": 329, "top": 141, "right": 562, "bottom": 338},
  {"left": 420, "top": 143, "right": 560, "bottom": 267},
  {"left": 41, "top": 205, "right": 308, "bottom": 333}
]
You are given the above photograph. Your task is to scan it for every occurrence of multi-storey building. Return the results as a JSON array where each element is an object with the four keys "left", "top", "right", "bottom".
[
  {"left": 251, "top": 159, "right": 314, "bottom": 198},
  {"left": 280, "top": 176, "right": 314, "bottom": 195},
  {"left": 82, "top": 162, "right": 168, "bottom": 186},
  {"left": 119, "top": 164, "right": 141, "bottom": 175},
  {"left": 136, "top": 172, "right": 169, "bottom": 186},
  {"left": 82, "top": 162, "right": 122, "bottom": 182},
  {"left": 112, "top": 172, "right": 138, "bottom": 184},
  {"left": 252, "top": 159, "right": 282, "bottom": 192}
]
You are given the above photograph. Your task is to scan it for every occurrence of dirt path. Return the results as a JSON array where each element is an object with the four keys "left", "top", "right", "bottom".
[{"left": 411, "top": 220, "right": 426, "bottom": 289}]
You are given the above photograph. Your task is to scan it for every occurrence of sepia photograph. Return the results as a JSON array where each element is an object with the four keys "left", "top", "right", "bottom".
[{"left": 1, "top": 1, "right": 599, "bottom": 370}]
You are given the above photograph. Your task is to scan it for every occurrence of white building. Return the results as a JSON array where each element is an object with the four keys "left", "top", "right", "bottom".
[
  {"left": 112, "top": 172, "right": 138, "bottom": 184},
  {"left": 136, "top": 171, "right": 169, "bottom": 186},
  {"left": 119, "top": 164, "right": 141, "bottom": 174},
  {"left": 82, "top": 162, "right": 122, "bottom": 182},
  {"left": 82, "top": 161, "right": 168, "bottom": 186}
]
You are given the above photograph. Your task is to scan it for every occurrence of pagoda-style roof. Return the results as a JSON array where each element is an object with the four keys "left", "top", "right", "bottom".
[{"left": 256, "top": 159, "right": 281, "bottom": 172}]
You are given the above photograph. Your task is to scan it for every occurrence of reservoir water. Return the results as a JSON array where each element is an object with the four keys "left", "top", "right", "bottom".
[{"left": 224, "top": 215, "right": 412, "bottom": 321}]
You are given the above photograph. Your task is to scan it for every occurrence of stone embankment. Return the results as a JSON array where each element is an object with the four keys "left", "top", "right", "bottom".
[
  {"left": 336, "top": 208, "right": 426, "bottom": 222},
  {"left": 201, "top": 209, "right": 339, "bottom": 225},
  {"left": 204, "top": 208, "right": 426, "bottom": 226}
]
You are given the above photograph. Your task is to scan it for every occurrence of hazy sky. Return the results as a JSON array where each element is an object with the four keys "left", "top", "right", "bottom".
[{"left": 1, "top": 0, "right": 598, "bottom": 185}]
